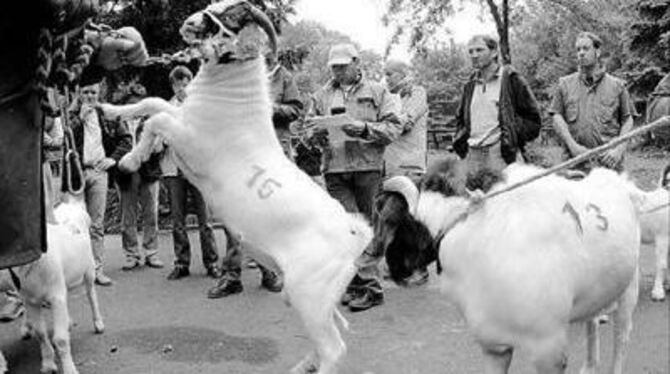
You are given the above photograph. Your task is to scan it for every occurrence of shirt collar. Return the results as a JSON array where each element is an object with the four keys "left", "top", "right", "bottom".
[
  {"left": 473, "top": 64, "right": 502, "bottom": 84},
  {"left": 579, "top": 65, "right": 606, "bottom": 88}
]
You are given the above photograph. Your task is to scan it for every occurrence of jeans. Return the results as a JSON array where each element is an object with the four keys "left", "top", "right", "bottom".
[
  {"left": 84, "top": 168, "right": 108, "bottom": 271},
  {"left": 325, "top": 171, "right": 383, "bottom": 295},
  {"left": 120, "top": 172, "right": 159, "bottom": 261},
  {"left": 219, "top": 226, "right": 277, "bottom": 281},
  {"left": 165, "top": 176, "right": 218, "bottom": 269}
]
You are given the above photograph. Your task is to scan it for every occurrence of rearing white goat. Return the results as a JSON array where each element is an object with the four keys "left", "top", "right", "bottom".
[{"left": 99, "top": 2, "right": 372, "bottom": 373}]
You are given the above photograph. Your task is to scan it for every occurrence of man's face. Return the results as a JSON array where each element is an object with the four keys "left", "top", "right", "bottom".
[
  {"left": 576, "top": 37, "right": 600, "bottom": 69},
  {"left": 171, "top": 78, "right": 191, "bottom": 99},
  {"left": 467, "top": 39, "right": 496, "bottom": 70},
  {"left": 80, "top": 84, "right": 100, "bottom": 105},
  {"left": 384, "top": 69, "right": 405, "bottom": 93},
  {"left": 330, "top": 60, "right": 358, "bottom": 85}
]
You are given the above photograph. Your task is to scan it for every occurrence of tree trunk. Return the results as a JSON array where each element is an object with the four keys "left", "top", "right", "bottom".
[{"left": 484, "top": 0, "right": 511, "bottom": 64}]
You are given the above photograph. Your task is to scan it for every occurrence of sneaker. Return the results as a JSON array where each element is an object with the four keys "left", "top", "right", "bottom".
[
  {"left": 348, "top": 290, "right": 384, "bottom": 312},
  {"left": 260, "top": 271, "right": 283, "bottom": 293},
  {"left": 121, "top": 258, "right": 141, "bottom": 271},
  {"left": 340, "top": 288, "right": 362, "bottom": 306},
  {"left": 95, "top": 272, "right": 114, "bottom": 287},
  {"left": 145, "top": 256, "right": 165, "bottom": 269},
  {"left": 0, "top": 294, "right": 24, "bottom": 323},
  {"left": 206, "top": 265, "right": 222, "bottom": 279},
  {"left": 402, "top": 269, "right": 429, "bottom": 287},
  {"left": 207, "top": 278, "right": 243, "bottom": 299},
  {"left": 167, "top": 266, "right": 190, "bottom": 280}
]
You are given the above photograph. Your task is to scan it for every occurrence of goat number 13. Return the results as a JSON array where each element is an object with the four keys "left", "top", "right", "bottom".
[{"left": 247, "top": 165, "right": 282, "bottom": 199}]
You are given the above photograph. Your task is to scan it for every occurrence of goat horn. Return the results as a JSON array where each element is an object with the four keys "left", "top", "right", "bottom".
[
  {"left": 383, "top": 176, "right": 419, "bottom": 216},
  {"left": 246, "top": 4, "right": 277, "bottom": 57}
]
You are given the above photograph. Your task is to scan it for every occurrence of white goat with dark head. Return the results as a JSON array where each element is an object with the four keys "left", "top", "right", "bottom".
[
  {"left": 386, "top": 159, "right": 642, "bottom": 374},
  {"left": 99, "top": 1, "right": 372, "bottom": 373}
]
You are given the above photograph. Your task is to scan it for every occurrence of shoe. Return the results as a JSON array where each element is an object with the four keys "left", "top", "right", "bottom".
[
  {"left": 0, "top": 294, "right": 24, "bottom": 323},
  {"left": 402, "top": 269, "right": 429, "bottom": 287},
  {"left": 121, "top": 258, "right": 141, "bottom": 271},
  {"left": 95, "top": 272, "right": 114, "bottom": 287},
  {"left": 207, "top": 278, "right": 243, "bottom": 299},
  {"left": 206, "top": 266, "right": 222, "bottom": 279},
  {"left": 340, "top": 288, "right": 362, "bottom": 306},
  {"left": 167, "top": 266, "right": 190, "bottom": 280},
  {"left": 145, "top": 256, "right": 165, "bottom": 269},
  {"left": 348, "top": 291, "right": 384, "bottom": 312},
  {"left": 260, "top": 272, "right": 283, "bottom": 293}
]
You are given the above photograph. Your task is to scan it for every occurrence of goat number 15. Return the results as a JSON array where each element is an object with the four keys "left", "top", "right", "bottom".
[{"left": 247, "top": 165, "right": 282, "bottom": 199}]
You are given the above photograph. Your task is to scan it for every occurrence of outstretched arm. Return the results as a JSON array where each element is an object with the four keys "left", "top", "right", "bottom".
[{"left": 99, "top": 97, "right": 179, "bottom": 122}]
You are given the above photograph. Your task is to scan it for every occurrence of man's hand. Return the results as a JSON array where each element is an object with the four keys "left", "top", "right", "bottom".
[
  {"left": 569, "top": 143, "right": 590, "bottom": 158},
  {"left": 342, "top": 121, "right": 367, "bottom": 138},
  {"left": 93, "top": 27, "right": 148, "bottom": 70},
  {"left": 94, "top": 158, "right": 116, "bottom": 172},
  {"left": 600, "top": 146, "right": 625, "bottom": 169}
]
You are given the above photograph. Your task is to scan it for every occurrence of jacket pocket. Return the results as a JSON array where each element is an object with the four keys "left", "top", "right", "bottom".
[
  {"left": 598, "top": 96, "right": 617, "bottom": 123},
  {"left": 565, "top": 100, "right": 579, "bottom": 123},
  {"left": 352, "top": 96, "right": 378, "bottom": 121}
]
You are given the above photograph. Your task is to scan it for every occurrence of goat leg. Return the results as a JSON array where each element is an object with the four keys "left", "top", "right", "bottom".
[
  {"left": 24, "top": 302, "right": 58, "bottom": 374},
  {"left": 579, "top": 319, "right": 599, "bottom": 374},
  {"left": 651, "top": 235, "right": 669, "bottom": 301},
  {"left": 50, "top": 296, "right": 78, "bottom": 374},
  {"left": 609, "top": 268, "right": 638, "bottom": 374},
  {"left": 99, "top": 97, "right": 178, "bottom": 121},
  {"left": 118, "top": 111, "right": 183, "bottom": 173}
]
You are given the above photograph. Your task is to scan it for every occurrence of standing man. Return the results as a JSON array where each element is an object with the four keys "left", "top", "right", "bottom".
[
  {"left": 453, "top": 35, "right": 542, "bottom": 173},
  {"left": 383, "top": 60, "right": 429, "bottom": 180},
  {"left": 310, "top": 43, "right": 402, "bottom": 312},
  {"left": 206, "top": 54, "right": 302, "bottom": 298},
  {"left": 162, "top": 66, "right": 221, "bottom": 280},
  {"left": 549, "top": 32, "right": 634, "bottom": 172},
  {"left": 382, "top": 59, "right": 430, "bottom": 286},
  {"left": 70, "top": 82, "right": 133, "bottom": 286},
  {"left": 116, "top": 84, "right": 164, "bottom": 271}
]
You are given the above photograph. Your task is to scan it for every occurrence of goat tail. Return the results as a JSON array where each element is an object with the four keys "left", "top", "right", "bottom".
[{"left": 334, "top": 308, "right": 350, "bottom": 331}]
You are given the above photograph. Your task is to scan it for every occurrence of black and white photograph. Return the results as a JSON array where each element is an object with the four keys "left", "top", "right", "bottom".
[{"left": 0, "top": 0, "right": 668, "bottom": 373}]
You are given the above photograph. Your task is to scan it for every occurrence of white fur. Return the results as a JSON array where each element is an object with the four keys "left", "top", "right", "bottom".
[
  {"left": 416, "top": 164, "right": 641, "bottom": 374},
  {"left": 11, "top": 195, "right": 104, "bottom": 374},
  {"left": 100, "top": 58, "right": 372, "bottom": 374},
  {"left": 636, "top": 170, "right": 670, "bottom": 302}
]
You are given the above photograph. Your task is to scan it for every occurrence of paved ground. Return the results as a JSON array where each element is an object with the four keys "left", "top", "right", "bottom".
[
  {"left": 1, "top": 150, "right": 669, "bottom": 373},
  {"left": 0, "top": 230, "right": 668, "bottom": 374}
]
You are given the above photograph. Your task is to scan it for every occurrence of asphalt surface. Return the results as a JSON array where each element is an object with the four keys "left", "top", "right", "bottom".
[{"left": 0, "top": 231, "right": 668, "bottom": 374}]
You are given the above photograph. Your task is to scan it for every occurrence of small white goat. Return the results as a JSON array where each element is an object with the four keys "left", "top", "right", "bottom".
[
  {"left": 99, "top": 2, "right": 372, "bottom": 373},
  {"left": 638, "top": 164, "right": 670, "bottom": 301},
  {"left": 10, "top": 194, "right": 104, "bottom": 374},
  {"left": 392, "top": 160, "right": 642, "bottom": 374}
]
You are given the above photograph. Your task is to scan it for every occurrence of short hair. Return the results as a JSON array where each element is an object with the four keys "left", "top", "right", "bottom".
[
  {"left": 169, "top": 66, "right": 193, "bottom": 83},
  {"left": 575, "top": 32, "right": 602, "bottom": 49},
  {"left": 384, "top": 60, "right": 410, "bottom": 77},
  {"left": 468, "top": 35, "right": 498, "bottom": 51}
]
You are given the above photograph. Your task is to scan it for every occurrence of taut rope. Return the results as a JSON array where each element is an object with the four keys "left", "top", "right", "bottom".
[{"left": 481, "top": 116, "right": 670, "bottom": 203}]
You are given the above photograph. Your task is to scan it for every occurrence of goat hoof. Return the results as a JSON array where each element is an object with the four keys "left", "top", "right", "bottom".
[
  {"left": 118, "top": 155, "right": 140, "bottom": 173},
  {"left": 40, "top": 361, "right": 58, "bottom": 374},
  {"left": 94, "top": 320, "right": 105, "bottom": 334},
  {"left": 651, "top": 290, "right": 666, "bottom": 302}
]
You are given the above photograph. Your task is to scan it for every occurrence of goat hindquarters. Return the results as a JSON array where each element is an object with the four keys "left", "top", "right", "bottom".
[{"left": 285, "top": 213, "right": 372, "bottom": 374}]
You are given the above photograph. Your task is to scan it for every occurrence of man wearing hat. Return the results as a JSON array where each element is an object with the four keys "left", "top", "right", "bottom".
[{"left": 308, "top": 43, "right": 402, "bottom": 312}]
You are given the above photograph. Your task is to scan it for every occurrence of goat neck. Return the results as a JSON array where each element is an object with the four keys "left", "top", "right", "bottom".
[{"left": 183, "top": 58, "right": 283, "bottom": 157}]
